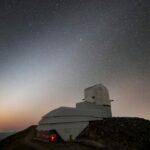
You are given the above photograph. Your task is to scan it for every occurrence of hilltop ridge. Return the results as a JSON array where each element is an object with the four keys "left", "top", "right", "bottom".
[{"left": 0, "top": 117, "right": 150, "bottom": 150}]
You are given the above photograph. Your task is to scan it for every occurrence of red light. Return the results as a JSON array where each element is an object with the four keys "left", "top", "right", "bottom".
[{"left": 49, "top": 133, "right": 57, "bottom": 142}]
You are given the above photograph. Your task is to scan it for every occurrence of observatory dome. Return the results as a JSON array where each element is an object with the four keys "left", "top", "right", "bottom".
[
  {"left": 84, "top": 84, "right": 111, "bottom": 105},
  {"left": 37, "top": 84, "right": 113, "bottom": 141}
]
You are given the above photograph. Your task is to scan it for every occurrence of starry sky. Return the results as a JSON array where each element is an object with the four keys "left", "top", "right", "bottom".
[{"left": 0, "top": 0, "right": 150, "bottom": 131}]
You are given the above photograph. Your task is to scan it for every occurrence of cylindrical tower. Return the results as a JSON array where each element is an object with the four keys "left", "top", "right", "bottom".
[{"left": 84, "top": 84, "right": 111, "bottom": 106}]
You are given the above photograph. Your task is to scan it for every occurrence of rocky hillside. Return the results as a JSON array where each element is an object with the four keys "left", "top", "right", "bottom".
[
  {"left": 0, "top": 132, "right": 15, "bottom": 141},
  {"left": 0, "top": 117, "right": 150, "bottom": 150},
  {"left": 0, "top": 125, "right": 95, "bottom": 150},
  {"left": 78, "top": 117, "right": 150, "bottom": 150}
]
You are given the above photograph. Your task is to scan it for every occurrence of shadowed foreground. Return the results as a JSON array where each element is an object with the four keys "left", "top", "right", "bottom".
[{"left": 0, "top": 117, "right": 150, "bottom": 150}]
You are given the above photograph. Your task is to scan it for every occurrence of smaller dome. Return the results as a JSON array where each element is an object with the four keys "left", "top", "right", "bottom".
[{"left": 84, "top": 84, "right": 111, "bottom": 105}]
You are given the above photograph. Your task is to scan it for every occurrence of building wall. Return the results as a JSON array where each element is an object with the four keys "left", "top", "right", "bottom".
[
  {"left": 76, "top": 102, "right": 112, "bottom": 118},
  {"left": 38, "top": 121, "right": 89, "bottom": 141},
  {"left": 39, "top": 116, "right": 102, "bottom": 124}
]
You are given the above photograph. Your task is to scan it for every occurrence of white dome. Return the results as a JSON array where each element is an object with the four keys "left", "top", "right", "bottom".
[{"left": 84, "top": 84, "right": 111, "bottom": 105}]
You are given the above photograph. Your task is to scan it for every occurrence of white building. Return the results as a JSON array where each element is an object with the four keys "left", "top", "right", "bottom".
[{"left": 37, "top": 84, "right": 113, "bottom": 141}]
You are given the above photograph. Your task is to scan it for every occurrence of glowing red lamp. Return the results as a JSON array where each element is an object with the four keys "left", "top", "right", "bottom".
[{"left": 49, "top": 133, "right": 57, "bottom": 142}]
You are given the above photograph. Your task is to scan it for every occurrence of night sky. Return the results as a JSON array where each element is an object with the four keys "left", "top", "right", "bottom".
[{"left": 0, "top": 0, "right": 150, "bottom": 131}]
